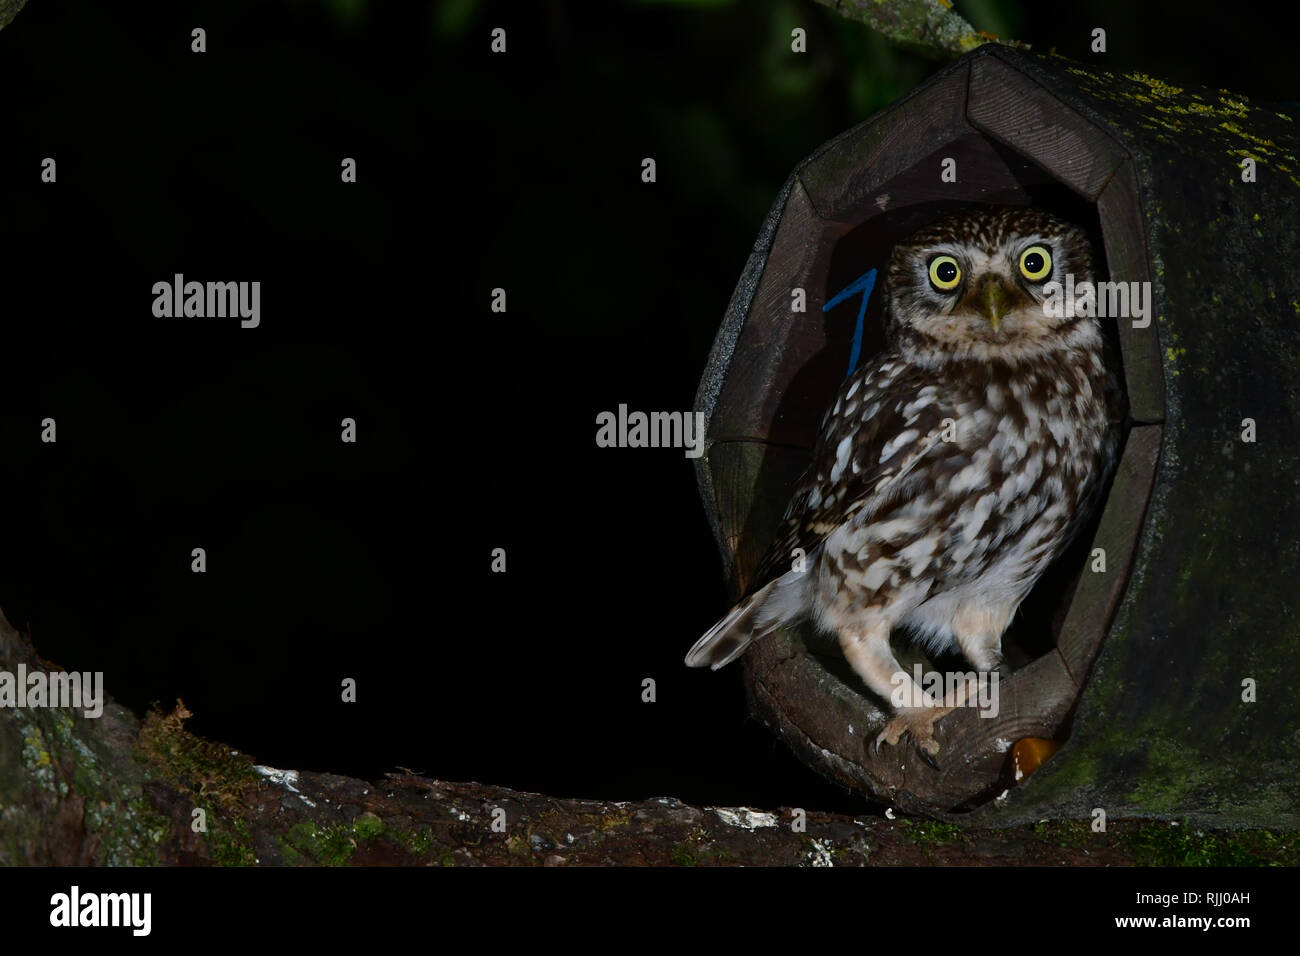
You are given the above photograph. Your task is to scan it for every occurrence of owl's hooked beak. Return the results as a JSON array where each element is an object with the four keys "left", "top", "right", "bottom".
[{"left": 970, "top": 274, "right": 1014, "bottom": 333}]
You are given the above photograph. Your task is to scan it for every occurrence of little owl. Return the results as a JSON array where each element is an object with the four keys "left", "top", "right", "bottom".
[{"left": 687, "top": 205, "right": 1122, "bottom": 759}]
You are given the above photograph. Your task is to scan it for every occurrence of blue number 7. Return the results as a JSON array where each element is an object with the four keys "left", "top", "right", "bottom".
[{"left": 822, "top": 268, "right": 877, "bottom": 379}]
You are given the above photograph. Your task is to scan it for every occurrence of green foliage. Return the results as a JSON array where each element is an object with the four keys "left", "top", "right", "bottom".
[
  {"left": 1124, "top": 822, "right": 1300, "bottom": 867},
  {"left": 901, "top": 819, "right": 964, "bottom": 846},
  {"left": 283, "top": 821, "right": 356, "bottom": 866},
  {"left": 82, "top": 795, "right": 170, "bottom": 867},
  {"left": 433, "top": 0, "right": 478, "bottom": 37},
  {"left": 352, "top": 812, "right": 385, "bottom": 842},
  {"left": 957, "top": 0, "right": 1021, "bottom": 40},
  {"left": 211, "top": 817, "right": 257, "bottom": 867},
  {"left": 327, "top": 0, "right": 367, "bottom": 26},
  {"left": 669, "top": 842, "right": 700, "bottom": 866},
  {"left": 136, "top": 704, "right": 261, "bottom": 805},
  {"left": 406, "top": 827, "right": 436, "bottom": 857},
  {"left": 1031, "top": 820, "right": 1093, "bottom": 850}
]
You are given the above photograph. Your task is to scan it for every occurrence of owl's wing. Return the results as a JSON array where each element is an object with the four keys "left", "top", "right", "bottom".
[{"left": 746, "top": 354, "right": 961, "bottom": 594}]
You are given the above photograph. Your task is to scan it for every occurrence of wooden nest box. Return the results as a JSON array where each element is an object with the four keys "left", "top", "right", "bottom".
[{"left": 695, "top": 46, "right": 1300, "bottom": 824}]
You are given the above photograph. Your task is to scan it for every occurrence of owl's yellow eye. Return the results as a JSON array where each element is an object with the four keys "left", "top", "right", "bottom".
[
  {"left": 1019, "top": 245, "right": 1052, "bottom": 282},
  {"left": 928, "top": 255, "right": 961, "bottom": 291}
]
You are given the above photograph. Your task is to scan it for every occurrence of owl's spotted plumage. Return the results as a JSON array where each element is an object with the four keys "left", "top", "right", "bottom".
[{"left": 687, "top": 206, "right": 1122, "bottom": 759}]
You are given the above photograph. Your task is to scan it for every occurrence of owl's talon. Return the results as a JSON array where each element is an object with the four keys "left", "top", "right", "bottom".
[
  {"left": 873, "top": 706, "right": 949, "bottom": 764},
  {"left": 916, "top": 743, "right": 942, "bottom": 771}
]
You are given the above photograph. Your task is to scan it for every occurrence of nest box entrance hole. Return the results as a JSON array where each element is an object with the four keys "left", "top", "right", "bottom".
[
  {"left": 699, "top": 51, "right": 1168, "bottom": 808},
  {"left": 778, "top": 130, "right": 1130, "bottom": 724}
]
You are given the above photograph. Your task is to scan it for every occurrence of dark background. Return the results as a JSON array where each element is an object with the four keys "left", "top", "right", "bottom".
[{"left": 0, "top": 0, "right": 1293, "bottom": 813}]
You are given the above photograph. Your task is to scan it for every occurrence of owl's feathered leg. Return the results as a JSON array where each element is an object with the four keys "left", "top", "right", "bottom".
[
  {"left": 836, "top": 619, "right": 947, "bottom": 759},
  {"left": 951, "top": 603, "right": 1016, "bottom": 678},
  {"left": 866, "top": 609, "right": 1018, "bottom": 761}
]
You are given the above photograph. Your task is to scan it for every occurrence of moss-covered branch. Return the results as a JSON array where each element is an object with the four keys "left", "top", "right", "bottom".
[
  {"left": 812, "top": 0, "right": 1025, "bottom": 59},
  {"left": 0, "top": 0, "right": 28, "bottom": 31},
  {"left": 0, "top": 610, "right": 1295, "bottom": 865}
]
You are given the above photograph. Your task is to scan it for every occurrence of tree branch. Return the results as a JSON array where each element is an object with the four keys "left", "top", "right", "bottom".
[
  {"left": 0, "top": 0, "right": 28, "bottom": 32},
  {"left": 812, "top": 0, "right": 1026, "bottom": 59}
]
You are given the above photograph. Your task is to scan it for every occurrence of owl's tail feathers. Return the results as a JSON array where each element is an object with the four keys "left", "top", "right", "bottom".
[{"left": 685, "top": 573, "right": 805, "bottom": 670}]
